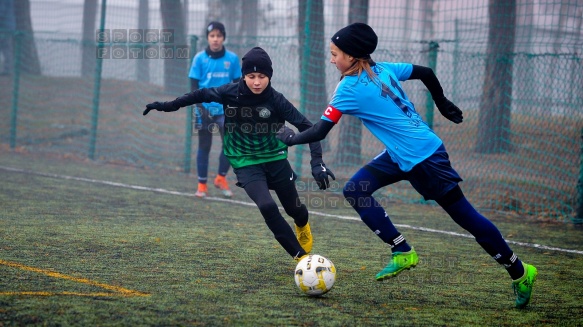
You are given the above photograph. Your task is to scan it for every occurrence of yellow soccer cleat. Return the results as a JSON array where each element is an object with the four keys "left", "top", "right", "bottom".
[{"left": 295, "top": 222, "right": 313, "bottom": 254}]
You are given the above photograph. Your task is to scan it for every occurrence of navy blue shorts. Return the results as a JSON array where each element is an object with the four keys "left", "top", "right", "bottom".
[
  {"left": 365, "top": 144, "right": 462, "bottom": 201},
  {"left": 233, "top": 159, "right": 298, "bottom": 190}
]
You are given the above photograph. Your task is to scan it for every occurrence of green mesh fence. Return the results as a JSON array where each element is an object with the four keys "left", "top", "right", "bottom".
[{"left": 1, "top": 0, "right": 582, "bottom": 222}]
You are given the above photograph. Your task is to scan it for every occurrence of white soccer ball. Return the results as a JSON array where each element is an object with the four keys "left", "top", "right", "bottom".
[{"left": 294, "top": 254, "right": 336, "bottom": 296}]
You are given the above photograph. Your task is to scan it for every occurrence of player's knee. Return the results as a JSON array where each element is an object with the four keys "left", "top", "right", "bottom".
[
  {"left": 342, "top": 180, "right": 370, "bottom": 200},
  {"left": 435, "top": 185, "right": 464, "bottom": 208},
  {"left": 257, "top": 201, "right": 280, "bottom": 220},
  {"left": 284, "top": 203, "right": 308, "bottom": 220},
  {"left": 198, "top": 140, "right": 212, "bottom": 152}
]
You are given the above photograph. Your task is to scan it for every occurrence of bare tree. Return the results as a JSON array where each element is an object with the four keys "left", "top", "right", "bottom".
[
  {"left": 81, "top": 0, "right": 97, "bottom": 78},
  {"left": 335, "top": 0, "right": 369, "bottom": 165},
  {"left": 549, "top": 1, "right": 569, "bottom": 116},
  {"left": 14, "top": 0, "right": 41, "bottom": 75},
  {"left": 205, "top": 0, "right": 258, "bottom": 57},
  {"left": 402, "top": 0, "right": 413, "bottom": 44},
  {"left": 214, "top": 0, "right": 238, "bottom": 35},
  {"left": 573, "top": 7, "right": 583, "bottom": 116},
  {"left": 476, "top": 0, "right": 516, "bottom": 153},
  {"left": 329, "top": 0, "right": 346, "bottom": 34},
  {"left": 419, "top": 0, "right": 435, "bottom": 41},
  {"left": 238, "top": 0, "right": 258, "bottom": 51},
  {"left": 160, "top": 0, "right": 187, "bottom": 93},
  {"left": 137, "top": 0, "right": 149, "bottom": 82},
  {"left": 514, "top": 0, "right": 534, "bottom": 113},
  {"left": 297, "top": 0, "right": 328, "bottom": 154}
]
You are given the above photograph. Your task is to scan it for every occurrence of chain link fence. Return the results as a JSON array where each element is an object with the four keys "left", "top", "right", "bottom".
[{"left": 1, "top": 0, "right": 582, "bottom": 222}]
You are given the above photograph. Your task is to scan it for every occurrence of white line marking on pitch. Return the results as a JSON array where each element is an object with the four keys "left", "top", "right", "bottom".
[{"left": 1, "top": 165, "right": 581, "bottom": 255}]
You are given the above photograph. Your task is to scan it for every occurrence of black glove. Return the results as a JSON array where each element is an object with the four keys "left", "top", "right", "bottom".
[
  {"left": 277, "top": 125, "right": 296, "bottom": 145},
  {"left": 311, "top": 163, "right": 336, "bottom": 190},
  {"left": 143, "top": 101, "right": 178, "bottom": 116},
  {"left": 435, "top": 97, "right": 463, "bottom": 124}
]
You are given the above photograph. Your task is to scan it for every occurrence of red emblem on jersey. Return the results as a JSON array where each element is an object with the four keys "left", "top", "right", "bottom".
[{"left": 323, "top": 105, "right": 342, "bottom": 123}]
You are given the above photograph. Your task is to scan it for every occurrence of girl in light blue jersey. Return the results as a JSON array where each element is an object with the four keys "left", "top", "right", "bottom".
[{"left": 278, "top": 22, "right": 537, "bottom": 308}]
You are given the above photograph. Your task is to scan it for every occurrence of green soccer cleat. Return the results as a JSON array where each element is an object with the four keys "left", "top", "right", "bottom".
[
  {"left": 295, "top": 222, "right": 313, "bottom": 254},
  {"left": 375, "top": 248, "right": 419, "bottom": 281},
  {"left": 512, "top": 263, "right": 538, "bottom": 309}
]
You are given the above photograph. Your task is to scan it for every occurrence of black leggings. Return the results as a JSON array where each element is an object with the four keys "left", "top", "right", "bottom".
[{"left": 243, "top": 180, "right": 308, "bottom": 258}]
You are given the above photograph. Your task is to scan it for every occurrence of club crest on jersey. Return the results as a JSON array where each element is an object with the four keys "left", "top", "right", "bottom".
[
  {"left": 258, "top": 107, "right": 271, "bottom": 118},
  {"left": 223, "top": 61, "right": 231, "bottom": 69}
]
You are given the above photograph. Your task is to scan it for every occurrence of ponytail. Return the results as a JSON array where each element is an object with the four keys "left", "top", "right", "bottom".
[{"left": 342, "top": 58, "right": 379, "bottom": 85}]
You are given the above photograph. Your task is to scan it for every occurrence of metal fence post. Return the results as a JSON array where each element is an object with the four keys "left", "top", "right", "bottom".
[
  {"left": 295, "top": 0, "right": 313, "bottom": 178},
  {"left": 183, "top": 35, "right": 198, "bottom": 173},
  {"left": 89, "top": 0, "right": 107, "bottom": 160},
  {"left": 9, "top": 31, "right": 22, "bottom": 149},
  {"left": 575, "top": 127, "right": 583, "bottom": 223},
  {"left": 452, "top": 19, "right": 460, "bottom": 104}
]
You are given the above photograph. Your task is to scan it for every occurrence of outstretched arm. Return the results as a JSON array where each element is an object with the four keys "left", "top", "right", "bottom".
[
  {"left": 277, "top": 119, "right": 335, "bottom": 146},
  {"left": 275, "top": 96, "right": 328, "bottom": 164},
  {"left": 277, "top": 118, "right": 336, "bottom": 190},
  {"left": 409, "top": 65, "right": 463, "bottom": 124},
  {"left": 275, "top": 97, "right": 336, "bottom": 190},
  {"left": 409, "top": 65, "right": 444, "bottom": 99},
  {"left": 143, "top": 87, "right": 223, "bottom": 116},
  {"left": 190, "top": 78, "right": 211, "bottom": 127}
]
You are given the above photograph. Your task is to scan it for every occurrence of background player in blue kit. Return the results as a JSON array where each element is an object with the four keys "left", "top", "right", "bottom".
[
  {"left": 189, "top": 21, "right": 241, "bottom": 198},
  {"left": 277, "top": 23, "right": 537, "bottom": 308}
]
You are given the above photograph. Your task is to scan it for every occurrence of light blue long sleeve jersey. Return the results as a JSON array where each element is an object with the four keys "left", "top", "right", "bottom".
[
  {"left": 189, "top": 49, "right": 241, "bottom": 116},
  {"left": 322, "top": 62, "right": 443, "bottom": 172}
]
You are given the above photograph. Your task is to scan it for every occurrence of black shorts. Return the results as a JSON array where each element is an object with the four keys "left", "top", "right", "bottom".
[
  {"left": 365, "top": 144, "right": 463, "bottom": 201},
  {"left": 233, "top": 159, "right": 298, "bottom": 190}
]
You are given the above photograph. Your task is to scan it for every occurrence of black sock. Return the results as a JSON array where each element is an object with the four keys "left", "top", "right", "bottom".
[
  {"left": 389, "top": 234, "right": 411, "bottom": 253},
  {"left": 497, "top": 253, "right": 525, "bottom": 280}
]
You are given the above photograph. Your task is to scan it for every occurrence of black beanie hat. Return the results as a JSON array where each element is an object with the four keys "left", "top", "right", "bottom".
[
  {"left": 331, "top": 22, "right": 378, "bottom": 59},
  {"left": 241, "top": 47, "right": 273, "bottom": 79},
  {"left": 207, "top": 21, "right": 226, "bottom": 39}
]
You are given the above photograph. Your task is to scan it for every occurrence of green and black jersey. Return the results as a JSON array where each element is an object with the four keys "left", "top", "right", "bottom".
[
  {"left": 222, "top": 99, "right": 288, "bottom": 168},
  {"left": 171, "top": 80, "right": 323, "bottom": 169}
]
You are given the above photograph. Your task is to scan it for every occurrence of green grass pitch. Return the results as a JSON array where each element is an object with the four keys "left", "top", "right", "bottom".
[{"left": 0, "top": 152, "right": 582, "bottom": 326}]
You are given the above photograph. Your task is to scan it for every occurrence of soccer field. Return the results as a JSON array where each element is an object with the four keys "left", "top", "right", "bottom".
[{"left": 1, "top": 151, "right": 582, "bottom": 326}]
